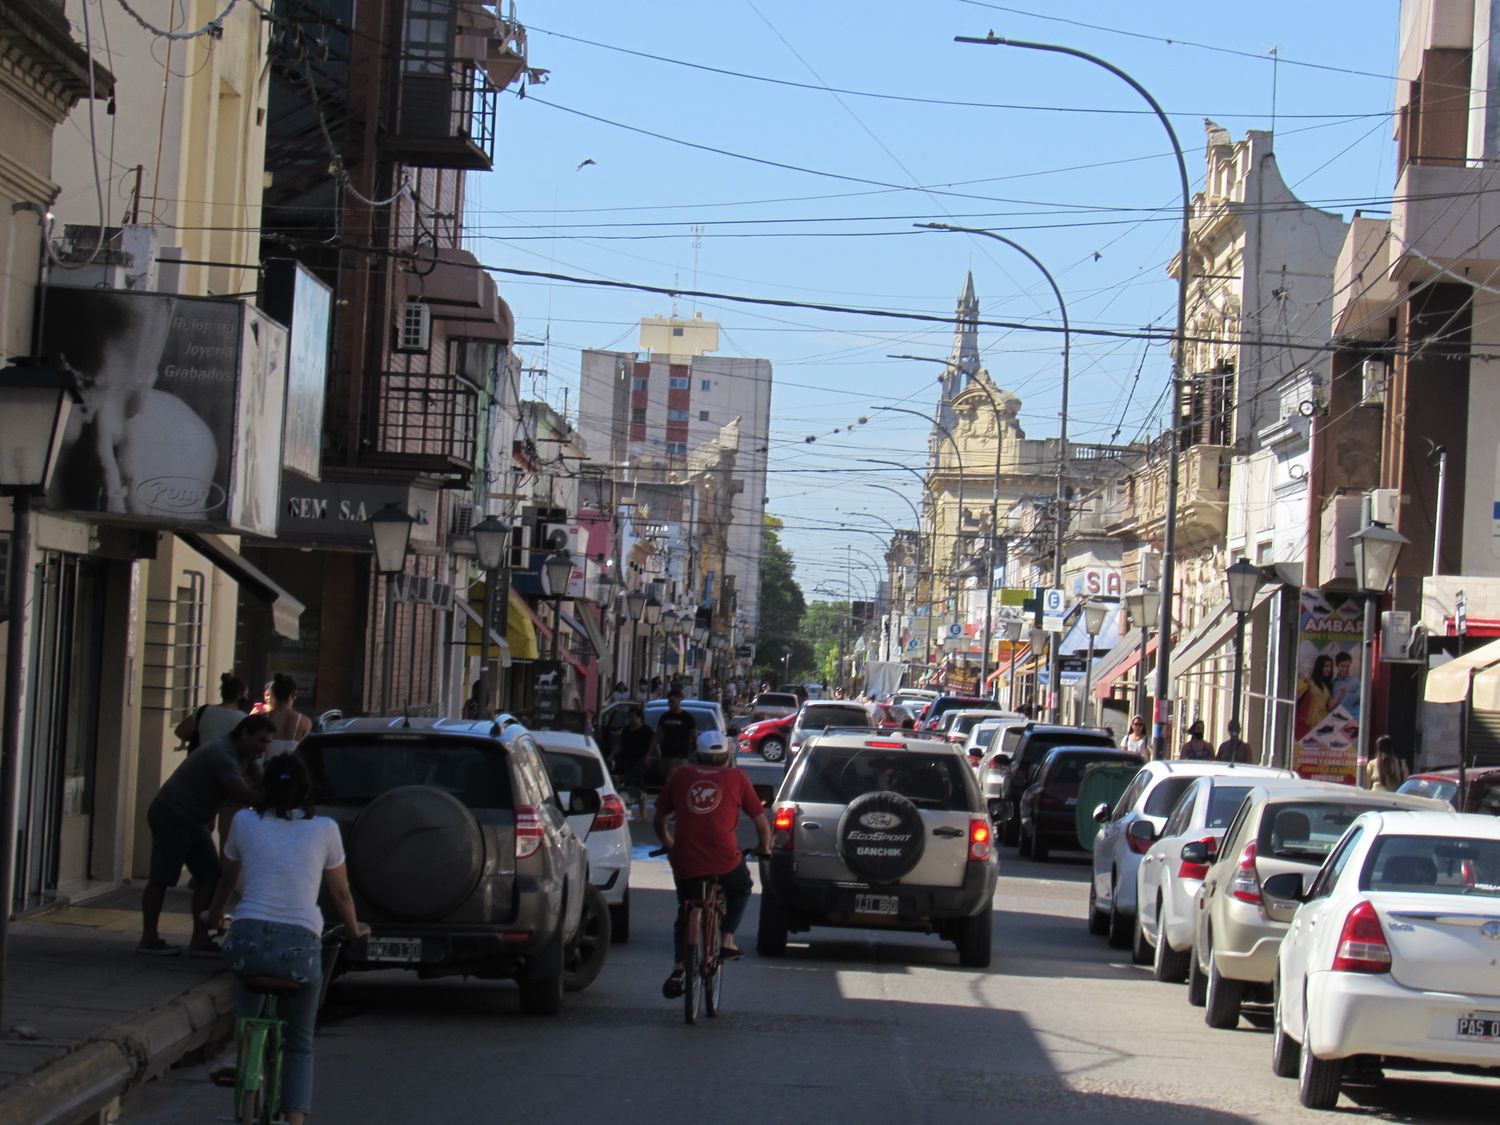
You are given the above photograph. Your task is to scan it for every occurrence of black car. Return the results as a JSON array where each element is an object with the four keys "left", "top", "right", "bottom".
[
  {"left": 299, "top": 715, "right": 606, "bottom": 1015},
  {"left": 996, "top": 723, "right": 1116, "bottom": 846},
  {"left": 919, "top": 694, "right": 995, "bottom": 732},
  {"left": 1016, "top": 747, "right": 1144, "bottom": 860}
]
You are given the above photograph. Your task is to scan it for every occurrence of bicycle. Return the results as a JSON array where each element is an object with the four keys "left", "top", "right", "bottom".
[{"left": 651, "top": 847, "right": 765, "bottom": 1024}]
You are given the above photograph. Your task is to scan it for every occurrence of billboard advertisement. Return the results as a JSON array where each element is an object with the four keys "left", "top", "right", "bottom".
[
  {"left": 42, "top": 287, "right": 287, "bottom": 533},
  {"left": 267, "top": 261, "right": 332, "bottom": 481},
  {"left": 1292, "top": 589, "right": 1364, "bottom": 784}
]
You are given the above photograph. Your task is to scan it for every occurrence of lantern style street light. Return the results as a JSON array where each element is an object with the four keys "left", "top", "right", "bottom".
[
  {"left": 542, "top": 550, "right": 575, "bottom": 662},
  {"left": 0, "top": 361, "right": 80, "bottom": 1027},
  {"left": 1350, "top": 522, "right": 1408, "bottom": 770},
  {"left": 1028, "top": 626, "right": 1048, "bottom": 714},
  {"left": 644, "top": 595, "right": 664, "bottom": 680},
  {"left": 1079, "top": 599, "right": 1110, "bottom": 724},
  {"left": 625, "top": 588, "right": 647, "bottom": 690},
  {"left": 471, "top": 516, "right": 510, "bottom": 711},
  {"left": 1003, "top": 617, "right": 1024, "bottom": 709},
  {"left": 1123, "top": 583, "right": 1161, "bottom": 731},
  {"left": 367, "top": 503, "right": 415, "bottom": 715},
  {"left": 1224, "top": 558, "right": 1262, "bottom": 750}
]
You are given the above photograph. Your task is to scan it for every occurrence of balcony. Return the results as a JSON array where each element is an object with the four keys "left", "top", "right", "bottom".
[
  {"left": 363, "top": 372, "right": 477, "bottom": 484},
  {"left": 1332, "top": 215, "right": 1396, "bottom": 341},
  {"left": 1390, "top": 161, "right": 1500, "bottom": 284},
  {"left": 385, "top": 64, "right": 498, "bottom": 171},
  {"left": 1123, "top": 444, "right": 1230, "bottom": 551}
]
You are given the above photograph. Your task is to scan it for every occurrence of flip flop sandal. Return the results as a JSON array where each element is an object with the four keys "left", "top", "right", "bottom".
[
  {"left": 720, "top": 945, "right": 744, "bottom": 960},
  {"left": 661, "top": 969, "right": 685, "bottom": 998}
]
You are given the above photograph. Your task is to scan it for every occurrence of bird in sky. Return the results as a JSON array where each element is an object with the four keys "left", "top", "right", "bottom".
[{"left": 576, "top": 158, "right": 596, "bottom": 171}]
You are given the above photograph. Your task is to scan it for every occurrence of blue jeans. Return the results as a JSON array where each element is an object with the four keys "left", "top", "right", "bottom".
[
  {"left": 223, "top": 919, "right": 322, "bottom": 1115},
  {"left": 673, "top": 861, "right": 752, "bottom": 962}
]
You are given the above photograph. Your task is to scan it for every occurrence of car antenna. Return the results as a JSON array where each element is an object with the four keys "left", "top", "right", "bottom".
[{"left": 401, "top": 698, "right": 411, "bottom": 729}]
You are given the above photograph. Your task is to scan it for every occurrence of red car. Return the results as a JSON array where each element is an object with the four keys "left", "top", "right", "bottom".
[{"left": 737, "top": 712, "right": 795, "bottom": 763}]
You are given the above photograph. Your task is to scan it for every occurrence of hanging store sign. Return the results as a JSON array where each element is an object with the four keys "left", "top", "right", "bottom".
[
  {"left": 276, "top": 478, "right": 439, "bottom": 544},
  {"left": 262, "top": 261, "right": 332, "bottom": 481}
]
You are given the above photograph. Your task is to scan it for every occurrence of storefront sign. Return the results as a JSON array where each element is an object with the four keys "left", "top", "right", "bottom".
[
  {"left": 276, "top": 478, "right": 438, "bottom": 543},
  {"left": 945, "top": 668, "right": 980, "bottom": 694},
  {"left": 1292, "top": 589, "right": 1364, "bottom": 784},
  {"left": 263, "top": 261, "right": 332, "bottom": 481},
  {"left": 533, "top": 660, "right": 564, "bottom": 724}
]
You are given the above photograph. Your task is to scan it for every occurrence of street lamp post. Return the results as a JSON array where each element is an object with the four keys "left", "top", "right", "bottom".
[
  {"left": 368, "top": 503, "right": 416, "bottom": 716},
  {"left": 625, "top": 588, "right": 647, "bottom": 691},
  {"left": 958, "top": 32, "right": 1192, "bottom": 759},
  {"left": 1079, "top": 600, "right": 1110, "bottom": 726},
  {"left": 643, "top": 594, "right": 663, "bottom": 682},
  {"left": 1028, "top": 626, "right": 1048, "bottom": 715},
  {"left": 1224, "top": 558, "right": 1262, "bottom": 751},
  {"left": 543, "top": 550, "right": 575, "bottom": 664},
  {"left": 1122, "top": 583, "right": 1161, "bottom": 727},
  {"left": 1350, "top": 522, "right": 1408, "bottom": 774},
  {"left": 472, "top": 516, "right": 510, "bottom": 714},
  {"left": 0, "top": 361, "right": 79, "bottom": 1024},
  {"left": 1003, "top": 618, "right": 1024, "bottom": 709}
]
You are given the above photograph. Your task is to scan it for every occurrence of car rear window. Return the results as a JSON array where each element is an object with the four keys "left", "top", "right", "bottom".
[
  {"left": 1143, "top": 775, "right": 1196, "bottom": 817},
  {"left": 304, "top": 739, "right": 513, "bottom": 808},
  {"left": 1257, "top": 801, "right": 1370, "bottom": 862},
  {"left": 794, "top": 748, "right": 971, "bottom": 811},
  {"left": 643, "top": 706, "right": 722, "bottom": 732},
  {"left": 1021, "top": 730, "right": 1114, "bottom": 765},
  {"left": 756, "top": 694, "right": 798, "bottom": 708},
  {"left": 801, "top": 704, "right": 871, "bottom": 731},
  {"left": 1362, "top": 834, "right": 1500, "bottom": 897},
  {"left": 953, "top": 713, "right": 1003, "bottom": 735},
  {"left": 969, "top": 726, "right": 999, "bottom": 749},
  {"left": 539, "top": 750, "right": 606, "bottom": 791},
  {"left": 1396, "top": 776, "right": 1458, "bottom": 804},
  {"left": 1051, "top": 753, "right": 1129, "bottom": 784},
  {"left": 1206, "top": 785, "right": 1253, "bottom": 829}
]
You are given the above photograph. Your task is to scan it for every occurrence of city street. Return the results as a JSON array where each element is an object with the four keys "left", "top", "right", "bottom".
[{"left": 118, "top": 847, "right": 1496, "bottom": 1124}]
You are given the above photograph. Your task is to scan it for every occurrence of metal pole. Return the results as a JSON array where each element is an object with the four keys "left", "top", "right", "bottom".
[
  {"left": 550, "top": 598, "right": 561, "bottom": 663},
  {"left": 1432, "top": 446, "right": 1448, "bottom": 576},
  {"left": 496, "top": 552, "right": 511, "bottom": 712},
  {"left": 1356, "top": 595, "right": 1378, "bottom": 770},
  {"left": 0, "top": 491, "right": 35, "bottom": 1018},
  {"left": 480, "top": 569, "right": 496, "bottom": 712},
  {"left": 956, "top": 35, "right": 1190, "bottom": 754},
  {"left": 1007, "top": 638, "right": 1019, "bottom": 710},
  {"left": 380, "top": 573, "right": 397, "bottom": 716},
  {"left": 1081, "top": 628, "right": 1097, "bottom": 726},
  {"left": 1135, "top": 626, "right": 1150, "bottom": 721},
  {"left": 1231, "top": 610, "right": 1247, "bottom": 748}
]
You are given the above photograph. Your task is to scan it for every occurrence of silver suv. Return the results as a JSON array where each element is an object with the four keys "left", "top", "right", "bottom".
[{"left": 756, "top": 733, "right": 998, "bottom": 967}]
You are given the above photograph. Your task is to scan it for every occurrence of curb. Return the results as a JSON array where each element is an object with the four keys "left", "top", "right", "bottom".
[{"left": 0, "top": 974, "right": 235, "bottom": 1125}]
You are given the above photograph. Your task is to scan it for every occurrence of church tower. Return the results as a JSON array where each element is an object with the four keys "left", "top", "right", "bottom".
[{"left": 932, "top": 272, "right": 980, "bottom": 465}]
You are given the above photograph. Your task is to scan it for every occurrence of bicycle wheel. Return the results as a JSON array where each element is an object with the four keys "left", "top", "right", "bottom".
[
  {"left": 682, "top": 912, "right": 702, "bottom": 1025},
  {"left": 703, "top": 899, "right": 724, "bottom": 1018}
]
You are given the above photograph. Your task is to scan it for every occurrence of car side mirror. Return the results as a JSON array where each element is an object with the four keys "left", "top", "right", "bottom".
[
  {"left": 1127, "top": 820, "right": 1158, "bottom": 844},
  {"left": 1261, "top": 871, "right": 1306, "bottom": 923},
  {"left": 1180, "top": 840, "right": 1209, "bottom": 865},
  {"left": 727, "top": 722, "right": 741, "bottom": 737},
  {"left": 1092, "top": 802, "right": 1111, "bottom": 824},
  {"left": 567, "top": 788, "right": 602, "bottom": 816}
]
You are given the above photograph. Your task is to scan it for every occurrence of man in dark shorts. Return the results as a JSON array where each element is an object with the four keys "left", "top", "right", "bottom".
[
  {"left": 652, "top": 689, "right": 698, "bottom": 777},
  {"left": 139, "top": 714, "right": 271, "bottom": 954}
]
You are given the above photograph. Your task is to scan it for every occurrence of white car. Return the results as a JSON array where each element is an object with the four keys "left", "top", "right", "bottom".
[
  {"left": 1270, "top": 809, "right": 1500, "bottom": 1109},
  {"left": 1090, "top": 761, "right": 1284, "bottom": 953},
  {"left": 944, "top": 708, "right": 1023, "bottom": 749},
  {"left": 531, "top": 731, "right": 633, "bottom": 943},
  {"left": 1134, "top": 769, "right": 1295, "bottom": 979},
  {"left": 963, "top": 717, "right": 1023, "bottom": 763}
]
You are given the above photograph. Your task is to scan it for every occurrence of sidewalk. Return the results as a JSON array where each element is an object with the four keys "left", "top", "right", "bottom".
[{"left": 0, "top": 887, "right": 234, "bottom": 1125}]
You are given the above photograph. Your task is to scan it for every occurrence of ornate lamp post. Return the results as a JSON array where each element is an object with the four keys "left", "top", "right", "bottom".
[
  {"left": 1224, "top": 558, "right": 1262, "bottom": 749},
  {"left": 625, "top": 588, "right": 647, "bottom": 691},
  {"left": 1079, "top": 600, "right": 1111, "bottom": 725},
  {"left": 367, "top": 502, "right": 415, "bottom": 715},
  {"left": 1003, "top": 617, "right": 1024, "bottom": 709},
  {"left": 1350, "top": 522, "right": 1407, "bottom": 772},
  {"left": 542, "top": 549, "right": 575, "bottom": 663},
  {"left": 472, "top": 516, "right": 510, "bottom": 712},
  {"left": 1123, "top": 583, "right": 1161, "bottom": 731},
  {"left": 643, "top": 594, "right": 663, "bottom": 682},
  {"left": 1028, "top": 626, "right": 1048, "bottom": 715}
]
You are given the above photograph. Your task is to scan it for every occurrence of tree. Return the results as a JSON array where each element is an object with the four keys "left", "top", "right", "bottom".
[
  {"left": 802, "top": 600, "right": 851, "bottom": 686},
  {"left": 753, "top": 516, "right": 810, "bottom": 682}
]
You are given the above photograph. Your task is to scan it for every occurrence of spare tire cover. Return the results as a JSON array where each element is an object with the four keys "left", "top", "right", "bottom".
[
  {"left": 350, "top": 785, "right": 485, "bottom": 921},
  {"left": 836, "top": 790, "right": 925, "bottom": 882}
]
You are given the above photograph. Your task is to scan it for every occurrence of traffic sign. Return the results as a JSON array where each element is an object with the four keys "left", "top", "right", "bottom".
[
  {"left": 1042, "top": 588, "right": 1067, "bottom": 633},
  {"left": 947, "top": 623, "right": 963, "bottom": 637}
]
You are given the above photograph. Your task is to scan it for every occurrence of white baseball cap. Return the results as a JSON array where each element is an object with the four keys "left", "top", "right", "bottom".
[{"left": 696, "top": 731, "right": 730, "bottom": 760}]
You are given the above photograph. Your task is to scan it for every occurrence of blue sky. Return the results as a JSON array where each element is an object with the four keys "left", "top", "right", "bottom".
[{"left": 467, "top": 1, "right": 1403, "bottom": 600}]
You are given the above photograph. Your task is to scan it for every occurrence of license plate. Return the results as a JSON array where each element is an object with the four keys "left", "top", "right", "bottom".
[
  {"left": 365, "top": 938, "right": 422, "bottom": 963},
  {"left": 1458, "top": 1012, "right": 1500, "bottom": 1040},
  {"left": 854, "top": 894, "right": 899, "bottom": 915},
  {"left": 1064, "top": 797, "right": 1078, "bottom": 807}
]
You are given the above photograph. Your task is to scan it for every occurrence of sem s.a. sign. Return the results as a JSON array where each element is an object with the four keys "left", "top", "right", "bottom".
[{"left": 275, "top": 475, "right": 438, "bottom": 544}]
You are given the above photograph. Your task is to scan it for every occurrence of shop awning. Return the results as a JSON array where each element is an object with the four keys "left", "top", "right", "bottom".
[
  {"left": 1171, "top": 585, "right": 1280, "bottom": 681},
  {"left": 507, "top": 589, "right": 540, "bottom": 660},
  {"left": 1091, "top": 627, "right": 1161, "bottom": 700},
  {"left": 457, "top": 599, "right": 511, "bottom": 667},
  {"left": 1425, "top": 637, "right": 1500, "bottom": 704},
  {"left": 177, "top": 532, "right": 304, "bottom": 641}
]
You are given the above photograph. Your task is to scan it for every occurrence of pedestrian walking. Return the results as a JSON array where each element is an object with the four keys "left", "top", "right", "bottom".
[
  {"left": 1179, "top": 720, "right": 1213, "bottom": 760},
  {"left": 1364, "top": 734, "right": 1410, "bottom": 791},
  {"left": 1216, "top": 720, "right": 1254, "bottom": 763},
  {"left": 265, "top": 673, "right": 312, "bottom": 756},
  {"left": 1121, "top": 715, "right": 1148, "bottom": 756},
  {"left": 140, "top": 714, "right": 271, "bottom": 955},
  {"left": 174, "top": 672, "right": 249, "bottom": 751}
]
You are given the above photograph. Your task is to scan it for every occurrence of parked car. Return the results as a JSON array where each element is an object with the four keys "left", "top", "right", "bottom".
[
  {"left": 1269, "top": 809, "right": 1500, "bottom": 1108},
  {"left": 918, "top": 694, "right": 994, "bottom": 732},
  {"left": 1090, "top": 761, "right": 1290, "bottom": 954},
  {"left": 748, "top": 691, "right": 800, "bottom": 723},
  {"left": 1134, "top": 770, "right": 1295, "bottom": 980},
  {"left": 531, "top": 730, "right": 632, "bottom": 943},
  {"left": 1397, "top": 765, "right": 1500, "bottom": 815},
  {"left": 757, "top": 732, "right": 998, "bottom": 966},
  {"left": 1187, "top": 782, "right": 1442, "bottom": 1030},
  {"left": 996, "top": 723, "right": 1116, "bottom": 845},
  {"left": 736, "top": 711, "right": 795, "bottom": 763},
  {"left": 1017, "top": 747, "right": 1144, "bottom": 860},
  {"left": 777, "top": 683, "right": 810, "bottom": 705},
  {"left": 300, "top": 716, "right": 607, "bottom": 1016},
  {"left": 788, "top": 700, "right": 875, "bottom": 758},
  {"left": 964, "top": 717, "right": 1025, "bottom": 767},
  {"left": 943, "top": 708, "right": 1022, "bottom": 747},
  {"left": 892, "top": 688, "right": 939, "bottom": 714}
]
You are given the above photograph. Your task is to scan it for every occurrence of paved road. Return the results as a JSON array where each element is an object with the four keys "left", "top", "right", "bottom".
[{"left": 120, "top": 846, "right": 1495, "bottom": 1124}]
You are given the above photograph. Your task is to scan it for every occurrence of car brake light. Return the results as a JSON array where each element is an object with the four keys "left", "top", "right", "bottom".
[
  {"left": 989, "top": 759, "right": 1007, "bottom": 771},
  {"left": 593, "top": 793, "right": 627, "bottom": 832},
  {"left": 515, "top": 805, "right": 544, "bottom": 860},
  {"left": 772, "top": 805, "right": 796, "bottom": 852},
  {"left": 1229, "top": 841, "right": 1261, "bottom": 904},
  {"left": 865, "top": 739, "right": 906, "bottom": 748},
  {"left": 969, "top": 818, "right": 992, "bottom": 861},
  {"left": 1331, "top": 901, "right": 1391, "bottom": 973},
  {"left": 1177, "top": 835, "right": 1217, "bottom": 881}
]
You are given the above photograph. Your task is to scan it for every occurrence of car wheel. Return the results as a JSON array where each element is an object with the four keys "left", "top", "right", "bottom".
[
  {"left": 1204, "top": 946, "right": 1244, "bottom": 1029},
  {"left": 1187, "top": 942, "right": 1208, "bottom": 1007},
  {"left": 1271, "top": 977, "right": 1300, "bottom": 1078},
  {"left": 1106, "top": 883, "right": 1132, "bottom": 950},
  {"left": 1131, "top": 908, "right": 1153, "bottom": 966},
  {"left": 1031, "top": 828, "right": 1050, "bottom": 862},
  {"left": 1087, "top": 882, "right": 1108, "bottom": 936},
  {"left": 756, "top": 890, "right": 789, "bottom": 957},
  {"left": 1017, "top": 819, "right": 1034, "bottom": 858},
  {"left": 760, "top": 738, "right": 786, "bottom": 763},
  {"left": 1298, "top": 1005, "right": 1343, "bottom": 1109},
  {"left": 609, "top": 888, "right": 630, "bottom": 944},
  {"left": 956, "top": 908, "right": 993, "bottom": 969},
  {"left": 1000, "top": 808, "right": 1021, "bottom": 847},
  {"left": 1153, "top": 902, "right": 1189, "bottom": 983},
  {"left": 563, "top": 885, "right": 612, "bottom": 992}
]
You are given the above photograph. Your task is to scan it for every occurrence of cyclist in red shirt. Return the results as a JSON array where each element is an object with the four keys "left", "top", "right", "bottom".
[{"left": 653, "top": 731, "right": 772, "bottom": 998}]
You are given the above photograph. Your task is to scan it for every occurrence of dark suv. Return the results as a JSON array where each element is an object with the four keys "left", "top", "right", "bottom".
[
  {"left": 758, "top": 733, "right": 998, "bottom": 967},
  {"left": 917, "top": 694, "right": 993, "bottom": 732},
  {"left": 299, "top": 716, "right": 605, "bottom": 1015},
  {"left": 1017, "top": 747, "right": 1144, "bottom": 860},
  {"left": 995, "top": 723, "right": 1116, "bottom": 845}
]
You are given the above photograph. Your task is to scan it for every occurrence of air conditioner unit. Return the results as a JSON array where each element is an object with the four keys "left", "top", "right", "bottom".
[
  {"left": 451, "top": 501, "right": 476, "bottom": 537},
  {"left": 542, "top": 522, "right": 578, "bottom": 553},
  {"left": 397, "top": 301, "right": 431, "bottom": 353},
  {"left": 1360, "top": 359, "right": 1388, "bottom": 407},
  {"left": 1366, "top": 488, "right": 1399, "bottom": 527}
]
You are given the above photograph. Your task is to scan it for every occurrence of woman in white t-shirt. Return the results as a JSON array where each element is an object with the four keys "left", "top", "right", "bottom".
[
  {"left": 1121, "top": 715, "right": 1149, "bottom": 756},
  {"left": 203, "top": 754, "right": 367, "bottom": 1125}
]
